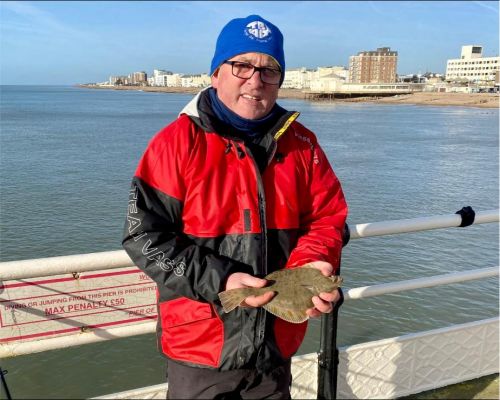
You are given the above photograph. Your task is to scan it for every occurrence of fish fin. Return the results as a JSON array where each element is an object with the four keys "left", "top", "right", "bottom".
[
  {"left": 332, "top": 275, "right": 343, "bottom": 287},
  {"left": 264, "top": 303, "right": 308, "bottom": 324},
  {"left": 218, "top": 289, "right": 248, "bottom": 313}
]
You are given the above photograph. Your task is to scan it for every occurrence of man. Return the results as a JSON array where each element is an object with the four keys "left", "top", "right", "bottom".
[{"left": 123, "top": 15, "right": 347, "bottom": 399}]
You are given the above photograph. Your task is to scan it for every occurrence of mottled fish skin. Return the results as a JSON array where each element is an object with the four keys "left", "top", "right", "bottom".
[{"left": 218, "top": 264, "right": 343, "bottom": 324}]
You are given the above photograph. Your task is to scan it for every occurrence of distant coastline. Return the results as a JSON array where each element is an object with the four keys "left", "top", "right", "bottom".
[{"left": 78, "top": 84, "right": 500, "bottom": 109}]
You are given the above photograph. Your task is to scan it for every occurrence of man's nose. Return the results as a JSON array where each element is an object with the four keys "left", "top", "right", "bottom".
[{"left": 246, "top": 69, "right": 264, "bottom": 86}]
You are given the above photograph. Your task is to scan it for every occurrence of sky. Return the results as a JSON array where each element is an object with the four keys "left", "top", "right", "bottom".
[{"left": 1, "top": 1, "right": 499, "bottom": 85}]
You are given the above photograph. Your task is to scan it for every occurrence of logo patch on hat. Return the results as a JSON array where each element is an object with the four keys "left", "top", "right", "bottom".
[{"left": 245, "top": 20, "right": 272, "bottom": 42}]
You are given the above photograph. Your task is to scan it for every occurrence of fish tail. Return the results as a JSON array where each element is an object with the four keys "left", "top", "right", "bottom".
[{"left": 218, "top": 288, "right": 251, "bottom": 313}]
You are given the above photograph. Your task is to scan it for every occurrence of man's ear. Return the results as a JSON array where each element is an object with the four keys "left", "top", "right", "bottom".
[{"left": 211, "top": 69, "right": 219, "bottom": 88}]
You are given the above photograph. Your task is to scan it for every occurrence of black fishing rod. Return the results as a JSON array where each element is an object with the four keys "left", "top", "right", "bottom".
[
  {"left": 317, "top": 223, "right": 350, "bottom": 400},
  {"left": 0, "top": 366, "right": 12, "bottom": 400}
]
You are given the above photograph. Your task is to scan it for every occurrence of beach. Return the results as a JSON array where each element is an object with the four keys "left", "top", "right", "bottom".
[
  {"left": 337, "top": 91, "right": 500, "bottom": 108},
  {"left": 79, "top": 84, "right": 499, "bottom": 108}
]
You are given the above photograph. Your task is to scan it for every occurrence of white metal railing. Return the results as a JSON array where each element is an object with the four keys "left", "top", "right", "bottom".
[
  {"left": 0, "top": 250, "right": 133, "bottom": 281},
  {"left": 0, "top": 320, "right": 157, "bottom": 358},
  {"left": 1, "top": 266, "right": 498, "bottom": 359},
  {"left": 348, "top": 208, "right": 498, "bottom": 239},
  {"left": 0, "top": 208, "right": 498, "bottom": 359},
  {"left": 344, "top": 266, "right": 499, "bottom": 300},
  {"left": 0, "top": 209, "right": 497, "bottom": 281}
]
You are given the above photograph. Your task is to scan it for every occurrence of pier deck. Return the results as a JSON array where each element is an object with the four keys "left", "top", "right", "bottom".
[{"left": 303, "top": 90, "right": 412, "bottom": 100}]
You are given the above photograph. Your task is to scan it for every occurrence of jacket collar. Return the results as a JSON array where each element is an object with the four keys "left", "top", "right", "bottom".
[{"left": 179, "top": 87, "right": 299, "bottom": 143}]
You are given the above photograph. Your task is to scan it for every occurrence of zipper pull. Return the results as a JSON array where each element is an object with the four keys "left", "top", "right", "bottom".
[
  {"left": 235, "top": 144, "right": 246, "bottom": 159},
  {"left": 225, "top": 142, "right": 233, "bottom": 154}
]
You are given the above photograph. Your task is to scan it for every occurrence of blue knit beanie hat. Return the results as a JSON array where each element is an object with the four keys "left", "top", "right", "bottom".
[{"left": 210, "top": 15, "right": 285, "bottom": 85}]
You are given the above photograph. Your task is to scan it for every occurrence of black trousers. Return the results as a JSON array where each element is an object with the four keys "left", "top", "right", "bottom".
[{"left": 166, "top": 359, "right": 292, "bottom": 399}]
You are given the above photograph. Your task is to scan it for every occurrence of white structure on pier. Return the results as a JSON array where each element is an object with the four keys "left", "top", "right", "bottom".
[{"left": 283, "top": 66, "right": 348, "bottom": 90}]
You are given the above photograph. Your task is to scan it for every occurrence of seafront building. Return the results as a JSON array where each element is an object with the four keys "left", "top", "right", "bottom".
[
  {"left": 180, "top": 73, "right": 211, "bottom": 88},
  {"left": 130, "top": 71, "right": 147, "bottom": 85},
  {"left": 152, "top": 69, "right": 173, "bottom": 86},
  {"left": 109, "top": 72, "right": 147, "bottom": 86},
  {"left": 282, "top": 66, "right": 348, "bottom": 90},
  {"left": 348, "top": 47, "right": 398, "bottom": 83},
  {"left": 101, "top": 44, "right": 498, "bottom": 92},
  {"left": 142, "top": 70, "right": 210, "bottom": 88},
  {"left": 165, "top": 73, "right": 183, "bottom": 87},
  {"left": 308, "top": 66, "right": 348, "bottom": 92},
  {"left": 446, "top": 45, "right": 500, "bottom": 84},
  {"left": 317, "top": 66, "right": 348, "bottom": 80},
  {"left": 109, "top": 75, "right": 127, "bottom": 85},
  {"left": 281, "top": 67, "right": 315, "bottom": 89}
]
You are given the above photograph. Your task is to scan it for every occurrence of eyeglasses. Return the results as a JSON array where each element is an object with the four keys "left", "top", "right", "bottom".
[{"left": 223, "top": 61, "right": 281, "bottom": 85}]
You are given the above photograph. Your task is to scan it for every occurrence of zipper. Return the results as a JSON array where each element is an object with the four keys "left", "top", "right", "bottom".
[
  {"left": 266, "top": 111, "right": 299, "bottom": 166},
  {"left": 252, "top": 154, "right": 268, "bottom": 349},
  {"left": 235, "top": 143, "right": 246, "bottom": 159},
  {"left": 233, "top": 138, "right": 268, "bottom": 348},
  {"left": 231, "top": 139, "right": 268, "bottom": 276}
]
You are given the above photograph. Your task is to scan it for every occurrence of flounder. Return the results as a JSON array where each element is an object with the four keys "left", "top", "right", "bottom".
[{"left": 218, "top": 264, "right": 343, "bottom": 324}]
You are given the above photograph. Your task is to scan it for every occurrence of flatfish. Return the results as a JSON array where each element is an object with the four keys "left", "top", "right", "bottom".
[{"left": 218, "top": 264, "right": 343, "bottom": 324}]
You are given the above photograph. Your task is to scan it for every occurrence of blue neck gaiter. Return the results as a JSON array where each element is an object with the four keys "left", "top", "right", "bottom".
[{"left": 208, "top": 87, "right": 285, "bottom": 138}]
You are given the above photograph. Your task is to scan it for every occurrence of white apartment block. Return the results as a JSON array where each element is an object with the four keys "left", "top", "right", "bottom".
[
  {"left": 180, "top": 74, "right": 211, "bottom": 88},
  {"left": 152, "top": 69, "right": 173, "bottom": 86},
  {"left": 446, "top": 45, "right": 499, "bottom": 83},
  {"left": 165, "top": 74, "right": 182, "bottom": 87}
]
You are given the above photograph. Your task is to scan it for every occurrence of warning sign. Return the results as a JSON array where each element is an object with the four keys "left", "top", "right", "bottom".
[{"left": 0, "top": 267, "right": 157, "bottom": 343}]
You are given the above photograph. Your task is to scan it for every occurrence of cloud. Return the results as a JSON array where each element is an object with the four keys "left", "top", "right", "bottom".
[{"left": 473, "top": 1, "right": 499, "bottom": 13}]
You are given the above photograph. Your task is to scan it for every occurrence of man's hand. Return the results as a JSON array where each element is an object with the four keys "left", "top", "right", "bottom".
[
  {"left": 305, "top": 261, "right": 341, "bottom": 319},
  {"left": 225, "top": 272, "right": 275, "bottom": 308}
]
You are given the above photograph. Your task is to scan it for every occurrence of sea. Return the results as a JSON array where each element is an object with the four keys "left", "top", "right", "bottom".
[{"left": 0, "top": 85, "right": 498, "bottom": 399}]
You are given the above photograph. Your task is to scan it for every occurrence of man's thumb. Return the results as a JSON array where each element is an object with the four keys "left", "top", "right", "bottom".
[{"left": 243, "top": 275, "right": 268, "bottom": 288}]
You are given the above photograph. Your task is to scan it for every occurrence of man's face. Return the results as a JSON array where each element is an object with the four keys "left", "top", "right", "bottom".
[{"left": 211, "top": 52, "right": 280, "bottom": 120}]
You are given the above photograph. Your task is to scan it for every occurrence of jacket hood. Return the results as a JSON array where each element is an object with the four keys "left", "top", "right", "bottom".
[{"left": 179, "top": 87, "right": 210, "bottom": 120}]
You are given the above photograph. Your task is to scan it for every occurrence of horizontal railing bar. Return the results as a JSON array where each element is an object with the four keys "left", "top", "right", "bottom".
[
  {"left": 349, "top": 209, "right": 498, "bottom": 239},
  {"left": 344, "top": 266, "right": 499, "bottom": 300},
  {"left": 0, "top": 321, "right": 157, "bottom": 358},
  {"left": 1, "top": 267, "right": 497, "bottom": 358},
  {"left": 0, "top": 250, "right": 135, "bottom": 280},
  {"left": 0, "top": 210, "right": 497, "bottom": 280}
]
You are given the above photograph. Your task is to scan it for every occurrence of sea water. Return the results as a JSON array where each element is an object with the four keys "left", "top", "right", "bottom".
[{"left": 1, "top": 86, "right": 498, "bottom": 398}]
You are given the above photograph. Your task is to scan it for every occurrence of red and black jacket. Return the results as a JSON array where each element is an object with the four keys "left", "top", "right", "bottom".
[{"left": 122, "top": 88, "right": 348, "bottom": 373}]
